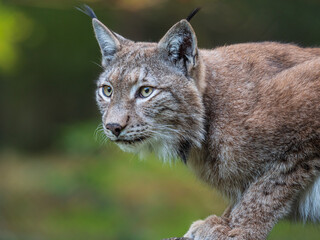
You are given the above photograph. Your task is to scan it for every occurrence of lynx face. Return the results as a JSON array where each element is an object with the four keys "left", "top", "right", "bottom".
[{"left": 92, "top": 17, "right": 205, "bottom": 161}]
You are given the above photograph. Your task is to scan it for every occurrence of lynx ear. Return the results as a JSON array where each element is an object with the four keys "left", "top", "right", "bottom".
[
  {"left": 92, "top": 18, "right": 123, "bottom": 67},
  {"left": 158, "top": 19, "right": 198, "bottom": 75}
]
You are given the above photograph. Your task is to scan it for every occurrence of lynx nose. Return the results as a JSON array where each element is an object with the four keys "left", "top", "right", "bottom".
[{"left": 105, "top": 123, "right": 124, "bottom": 137}]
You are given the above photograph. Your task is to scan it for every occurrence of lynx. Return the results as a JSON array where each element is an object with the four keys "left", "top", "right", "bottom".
[{"left": 80, "top": 6, "right": 320, "bottom": 240}]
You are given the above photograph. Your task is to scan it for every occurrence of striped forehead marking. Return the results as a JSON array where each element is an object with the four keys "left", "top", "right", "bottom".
[
  {"left": 102, "top": 66, "right": 149, "bottom": 85},
  {"left": 138, "top": 66, "right": 148, "bottom": 82}
]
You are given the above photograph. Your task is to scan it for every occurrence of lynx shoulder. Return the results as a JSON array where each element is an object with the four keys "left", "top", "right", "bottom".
[{"left": 80, "top": 6, "right": 320, "bottom": 240}]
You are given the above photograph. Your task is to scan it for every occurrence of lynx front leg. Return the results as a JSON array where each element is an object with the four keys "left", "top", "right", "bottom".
[{"left": 184, "top": 160, "right": 320, "bottom": 240}]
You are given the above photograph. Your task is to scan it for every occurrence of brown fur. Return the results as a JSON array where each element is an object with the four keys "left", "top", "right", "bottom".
[
  {"left": 88, "top": 13, "right": 320, "bottom": 240},
  {"left": 186, "top": 43, "right": 320, "bottom": 239}
]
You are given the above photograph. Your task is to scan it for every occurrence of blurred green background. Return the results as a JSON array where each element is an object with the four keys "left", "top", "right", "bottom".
[{"left": 1, "top": 0, "right": 320, "bottom": 239}]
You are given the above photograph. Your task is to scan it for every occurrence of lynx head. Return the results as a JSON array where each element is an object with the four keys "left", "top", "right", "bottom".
[{"left": 82, "top": 6, "right": 206, "bottom": 162}]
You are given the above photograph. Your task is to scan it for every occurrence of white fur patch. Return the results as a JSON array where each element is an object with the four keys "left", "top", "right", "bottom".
[{"left": 298, "top": 176, "right": 320, "bottom": 222}]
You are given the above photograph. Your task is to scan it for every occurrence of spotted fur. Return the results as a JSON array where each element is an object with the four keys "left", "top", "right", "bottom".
[{"left": 85, "top": 8, "right": 320, "bottom": 240}]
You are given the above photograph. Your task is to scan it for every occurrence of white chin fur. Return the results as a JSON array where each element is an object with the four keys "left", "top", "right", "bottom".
[
  {"left": 116, "top": 136, "right": 179, "bottom": 163},
  {"left": 116, "top": 141, "right": 145, "bottom": 153}
]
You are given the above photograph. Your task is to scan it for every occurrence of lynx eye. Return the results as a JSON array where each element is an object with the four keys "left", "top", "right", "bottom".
[
  {"left": 139, "top": 86, "right": 154, "bottom": 98},
  {"left": 102, "top": 85, "right": 113, "bottom": 97}
]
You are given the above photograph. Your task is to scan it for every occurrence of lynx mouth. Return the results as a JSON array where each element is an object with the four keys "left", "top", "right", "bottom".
[{"left": 115, "top": 136, "right": 148, "bottom": 145}]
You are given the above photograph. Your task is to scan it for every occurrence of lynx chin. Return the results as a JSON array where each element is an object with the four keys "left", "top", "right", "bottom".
[{"left": 80, "top": 5, "right": 320, "bottom": 240}]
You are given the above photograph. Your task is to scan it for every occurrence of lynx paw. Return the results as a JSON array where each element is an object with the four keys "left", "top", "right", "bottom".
[{"left": 184, "top": 215, "right": 245, "bottom": 240}]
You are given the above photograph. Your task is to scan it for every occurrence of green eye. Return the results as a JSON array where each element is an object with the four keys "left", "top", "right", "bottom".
[
  {"left": 102, "top": 85, "right": 113, "bottom": 97},
  {"left": 139, "top": 86, "right": 153, "bottom": 98}
]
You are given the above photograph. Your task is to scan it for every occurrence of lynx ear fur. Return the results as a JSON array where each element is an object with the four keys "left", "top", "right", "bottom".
[
  {"left": 158, "top": 20, "right": 198, "bottom": 75},
  {"left": 92, "top": 19, "right": 122, "bottom": 66}
]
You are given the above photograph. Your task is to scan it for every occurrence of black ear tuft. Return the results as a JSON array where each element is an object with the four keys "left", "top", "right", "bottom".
[
  {"left": 186, "top": 7, "right": 201, "bottom": 22},
  {"left": 76, "top": 4, "right": 97, "bottom": 19}
]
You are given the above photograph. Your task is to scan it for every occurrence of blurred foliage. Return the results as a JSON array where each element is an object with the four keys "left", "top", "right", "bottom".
[
  {"left": 0, "top": 149, "right": 226, "bottom": 240},
  {"left": 0, "top": 3, "right": 33, "bottom": 72},
  {"left": 54, "top": 121, "right": 102, "bottom": 154},
  {"left": 1, "top": 0, "right": 320, "bottom": 239}
]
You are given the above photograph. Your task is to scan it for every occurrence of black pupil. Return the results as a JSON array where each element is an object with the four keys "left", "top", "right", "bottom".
[
  {"left": 104, "top": 86, "right": 111, "bottom": 96},
  {"left": 145, "top": 88, "right": 149, "bottom": 93}
]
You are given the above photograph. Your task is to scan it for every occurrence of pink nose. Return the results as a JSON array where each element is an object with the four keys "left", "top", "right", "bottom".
[{"left": 105, "top": 123, "right": 123, "bottom": 137}]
